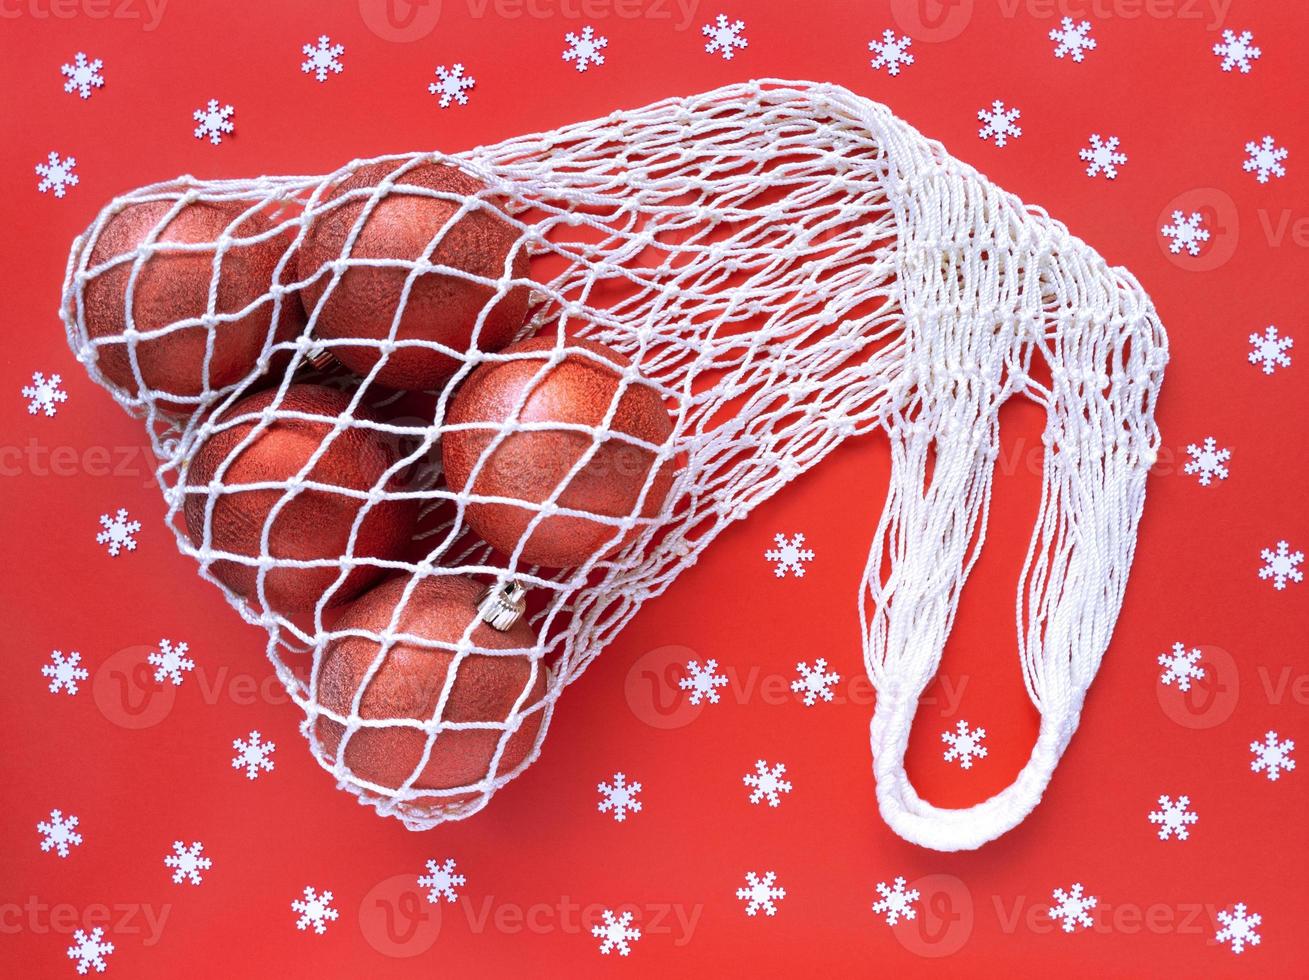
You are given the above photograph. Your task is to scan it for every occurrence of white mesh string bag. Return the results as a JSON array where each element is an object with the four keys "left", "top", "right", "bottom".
[{"left": 60, "top": 80, "right": 1167, "bottom": 849}]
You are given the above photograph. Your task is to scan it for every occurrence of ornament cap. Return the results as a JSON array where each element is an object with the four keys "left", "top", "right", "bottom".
[
  {"left": 305, "top": 345, "right": 336, "bottom": 370},
  {"left": 478, "top": 580, "right": 527, "bottom": 631}
]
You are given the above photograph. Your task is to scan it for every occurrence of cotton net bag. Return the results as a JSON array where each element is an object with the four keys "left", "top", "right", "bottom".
[{"left": 60, "top": 80, "right": 1167, "bottom": 851}]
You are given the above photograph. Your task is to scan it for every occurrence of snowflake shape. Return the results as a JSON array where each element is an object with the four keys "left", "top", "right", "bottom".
[
  {"left": 193, "top": 99, "right": 234, "bottom": 145},
  {"left": 1250, "top": 730, "right": 1295, "bottom": 781},
  {"left": 593, "top": 908, "right": 641, "bottom": 955},
  {"left": 1243, "top": 135, "right": 1287, "bottom": 184},
  {"left": 791, "top": 659, "right": 840, "bottom": 706},
  {"left": 232, "top": 730, "right": 276, "bottom": 779},
  {"left": 1215, "top": 902, "right": 1262, "bottom": 954},
  {"left": 67, "top": 927, "right": 114, "bottom": 975},
  {"left": 1050, "top": 17, "right": 1096, "bottom": 61},
  {"left": 1161, "top": 211, "right": 1210, "bottom": 256},
  {"left": 418, "top": 857, "right": 466, "bottom": 903},
  {"left": 1049, "top": 882, "right": 1097, "bottom": 933},
  {"left": 737, "top": 870, "right": 785, "bottom": 917},
  {"left": 765, "top": 532, "right": 814, "bottom": 577},
  {"left": 1213, "top": 29, "right": 1261, "bottom": 74},
  {"left": 42, "top": 650, "right": 89, "bottom": 696},
  {"left": 598, "top": 772, "right": 643, "bottom": 822},
  {"left": 1183, "top": 437, "right": 1231, "bottom": 486},
  {"left": 165, "top": 841, "right": 212, "bottom": 885},
  {"left": 562, "top": 26, "right": 607, "bottom": 72},
  {"left": 292, "top": 886, "right": 338, "bottom": 935},
  {"left": 1157, "top": 642, "right": 1205, "bottom": 693},
  {"left": 743, "top": 760, "right": 792, "bottom": 807},
  {"left": 941, "top": 720, "right": 988, "bottom": 769},
  {"left": 678, "top": 658, "right": 728, "bottom": 705},
  {"left": 868, "top": 29, "right": 913, "bottom": 76},
  {"left": 61, "top": 51, "right": 104, "bottom": 99},
  {"left": 1248, "top": 325, "right": 1293, "bottom": 375},
  {"left": 429, "top": 64, "right": 475, "bottom": 108},
  {"left": 301, "top": 35, "right": 344, "bottom": 82},
  {"left": 96, "top": 508, "right": 141, "bottom": 556},
  {"left": 21, "top": 371, "right": 67, "bottom": 417},
  {"left": 148, "top": 639, "right": 194, "bottom": 686},
  {"left": 1147, "top": 794, "right": 1198, "bottom": 841},
  {"left": 703, "top": 14, "right": 748, "bottom": 61},
  {"left": 36, "top": 151, "right": 78, "bottom": 198},
  {"left": 38, "top": 808, "right": 82, "bottom": 858},
  {"left": 978, "top": 100, "right": 1022, "bottom": 147},
  {"left": 1259, "top": 541, "right": 1304, "bottom": 591},
  {"left": 872, "top": 876, "right": 920, "bottom": 926},
  {"left": 1080, "top": 134, "right": 1127, "bottom": 179}
]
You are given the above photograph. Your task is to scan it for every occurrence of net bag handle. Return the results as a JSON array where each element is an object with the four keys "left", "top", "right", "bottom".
[{"left": 856, "top": 96, "right": 1169, "bottom": 849}]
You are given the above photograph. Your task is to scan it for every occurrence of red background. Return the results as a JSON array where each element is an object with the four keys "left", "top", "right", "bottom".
[{"left": 2, "top": 1, "right": 1306, "bottom": 977}]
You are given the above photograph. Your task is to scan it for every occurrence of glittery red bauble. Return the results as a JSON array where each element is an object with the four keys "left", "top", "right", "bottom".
[
  {"left": 82, "top": 199, "right": 302, "bottom": 406},
  {"left": 184, "top": 384, "right": 419, "bottom": 617},
  {"left": 314, "top": 574, "right": 546, "bottom": 800},
  {"left": 442, "top": 336, "right": 677, "bottom": 568},
  {"left": 296, "top": 162, "right": 530, "bottom": 390}
]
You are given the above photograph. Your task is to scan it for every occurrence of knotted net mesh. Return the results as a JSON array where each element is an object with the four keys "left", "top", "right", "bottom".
[{"left": 61, "top": 80, "right": 1167, "bottom": 849}]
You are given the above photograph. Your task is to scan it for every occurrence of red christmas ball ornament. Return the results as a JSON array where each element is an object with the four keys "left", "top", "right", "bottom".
[
  {"left": 442, "top": 336, "right": 677, "bottom": 568},
  {"left": 184, "top": 383, "right": 419, "bottom": 617},
  {"left": 296, "top": 162, "right": 531, "bottom": 390},
  {"left": 314, "top": 575, "right": 546, "bottom": 802},
  {"left": 82, "top": 198, "right": 302, "bottom": 407}
]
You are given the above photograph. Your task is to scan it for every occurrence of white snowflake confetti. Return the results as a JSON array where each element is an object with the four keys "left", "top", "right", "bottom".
[
  {"left": 164, "top": 840, "right": 212, "bottom": 885},
  {"left": 791, "top": 659, "right": 840, "bottom": 706},
  {"left": 42, "top": 650, "right": 89, "bottom": 696},
  {"left": 1050, "top": 17, "right": 1096, "bottom": 61},
  {"left": 1258, "top": 541, "right": 1304, "bottom": 591},
  {"left": 978, "top": 100, "right": 1022, "bottom": 147},
  {"left": 36, "top": 152, "right": 78, "bottom": 198},
  {"left": 1243, "top": 135, "right": 1287, "bottom": 184},
  {"left": 737, "top": 870, "right": 785, "bottom": 917},
  {"left": 67, "top": 927, "right": 114, "bottom": 975},
  {"left": 61, "top": 51, "right": 104, "bottom": 99},
  {"left": 38, "top": 808, "right": 82, "bottom": 858},
  {"left": 1183, "top": 437, "right": 1231, "bottom": 486},
  {"left": 429, "top": 64, "right": 475, "bottom": 108},
  {"left": 1147, "top": 794, "right": 1197, "bottom": 841},
  {"left": 1250, "top": 730, "right": 1295, "bottom": 781},
  {"left": 192, "top": 100, "right": 234, "bottom": 145},
  {"left": 1213, "top": 29, "right": 1261, "bottom": 74},
  {"left": 232, "top": 730, "right": 276, "bottom": 779},
  {"left": 291, "top": 886, "right": 338, "bottom": 935},
  {"left": 1249, "top": 326, "right": 1293, "bottom": 375},
  {"left": 743, "top": 760, "right": 792, "bottom": 807},
  {"left": 21, "top": 371, "right": 67, "bottom": 417},
  {"left": 593, "top": 909, "right": 641, "bottom": 956},
  {"left": 1049, "top": 882, "right": 1097, "bottom": 933},
  {"left": 703, "top": 14, "right": 748, "bottom": 61},
  {"left": 765, "top": 532, "right": 814, "bottom": 577},
  {"left": 1161, "top": 211, "right": 1210, "bottom": 256},
  {"left": 1215, "top": 902, "right": 1262, "bottom": 954},
  {"left": 678, "top": 658, "right": 728, "bottom": 705},
  {"left": 1157, "top": 642, "right": 1205, "bottom": 693},
  {"left": 148, "top": 639, "right": 194, "bottom": 686},
  {"left": 868, "top": 29, "right": 914, "bottom": 76},
  {"left": 418, "top": 857, "right": 466, "bottom": 903},
  {"left": 301, "top": 35, "right": 344, "bottom": 82},
  {"left": 871, "top": 876, "right": 920, "bottom": 926},
  {"left": 941, "top": 720, "right": 988, "bottom": 769},
  {"left": 1080, "top": 134, "right": 1127, "bottom": 179},
  {"left": 562, "top": 26, "right": 607, "bottom": 73},
  {"left": 598, "top": 772, "right": 643, "bottom": 822},
  {"left": 96, "top": 508, "right": 140, "bottom": 556}
]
